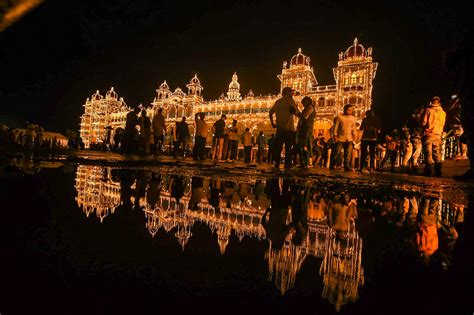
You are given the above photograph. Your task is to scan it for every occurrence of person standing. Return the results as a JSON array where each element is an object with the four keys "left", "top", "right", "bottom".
[
  {"left": 351, "top": 122, "right": 363, "bottom": 170},
  {"left": 295, "top": 96, "right": 316, "bottom": 168},
  {"left": 152, "top": 108, "right": 166, "bottom": 155},
  {"left": 226, "top": 119, "right": 239, "bottom": 162},
  {"left": 269, "top": 87, "right": 299, "bottom": 169},
  {"left": 175, "top": 117, "right": 189, "bottom": 157},
  {"left": 121, "top": 107, "right": 140, "bottom": 154},
  {"left": 406, "top": 106, "right": 424, "bottom": 173},
  {"left": 359, "top": 110, "right": 381, "bottom": 172},
  {"left": 313, "top": 134, "right": 326, "bottom": 167},
  {"left": 139, "top": 109, "right": 152, "bottom": 155},
  {"left": 421, "top": 96, "right": 446, "bottom": 177},
  {"left": 267, "top": 134, "right": 274, "bottom": 163},
  {"left": 242, "top": 127, "right": 253, "bottom": 163},
  {"left": 256, "top": 131, "right": 266, "bottom": 163},
  {"left": 400, "top": 127, "right": 413, "bottom": 173},
  {"left": 445, "top": 95, "right": 467, "bottom": 159},
  {"left": 194, "top": 112, "right": 209, "bottom": 160},
  {"left": 211, "top": 114, "right": 226, "bottom": 160},
  {"left": 379, "top": 130, "right": 399, "bottom": 172},
  {"left": 332, "top": 104, "right": 357, "bottom": 171}
]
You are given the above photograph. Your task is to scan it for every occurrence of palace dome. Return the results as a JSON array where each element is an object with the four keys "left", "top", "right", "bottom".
[
  {"left": 91, "top": 90, "right": 103, "bottom": 101},
  {"left": 290, "top": 48, "right": 310, "bottom": 67},
  {"left": 173, "top": 87, "right": 185, "bottom": 97},
  {"left": 158, "top": 80, "right": 170, "bottom": 91},
  {"left": 344, "top": 38, "right": 365, "bottom": 59},
  {"left": 189, "top": 74, "right": 201, "bottom": 86},
  {"left": 228, "top": 72, "right": 240, "bottom": 91},
  {"left": 105, "top": 87, "right": 118, "bottom": 100}
]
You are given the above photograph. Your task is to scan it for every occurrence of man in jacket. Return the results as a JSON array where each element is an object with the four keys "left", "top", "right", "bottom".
[{"left": 422, "top": 96, "right": 446, "bottom": 176}]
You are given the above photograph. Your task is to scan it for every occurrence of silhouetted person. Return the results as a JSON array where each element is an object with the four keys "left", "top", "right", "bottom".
[
  {"left": 171, "top": 175, "right": 186, "bottom": 203},
  {"left": 146, "top": 173, "right": 162, "bottom": 208},
  {"left": 261, "top": 178, "right": 291, "bottom": 249},
  {"left": 194, "top": 112, "right": 209, "bottom": 160},
  {"left": 290, "top": 182, "right": 310, "bottom": 245},
  {"left": 269, "top": 87, "right": 299, "bottom": 169},
  {"left": 152, "top": 108, "right": 166, "bottom": 155},
  {"left": 360, "top": 109, "right": 381, "bottom": 172},
  {"left": 139, "top": 109, "right": 152, "bottom": 155},
  {"left": 242, "top": 127, "right": 253, "bottom": 163},
  {"left": 122, "top": 107, "right": 140, "bottom": 154},
  {"left": 267, "top": 134, "right": 275, "bottom": 163},
  {"left": 175, "top": 117, "right": 189, "bottom": 157},
  {"left": 226, "top": 119, "right": 239, "bottom": 161},
  {"left": 295, "top": 96, "right": 316, "bottom": 168},
  {"left": 256, "top": 131, "right": 266, "bottom": 163},
  {"left": 211, "top": 114, "right": 226, "bottom": 160}
]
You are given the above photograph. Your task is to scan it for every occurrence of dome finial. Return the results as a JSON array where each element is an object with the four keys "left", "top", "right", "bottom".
[
  {"left": 354, "top": 37, "right": 358, "bottom": 46},
  {"left": 298, "top": 48, "right": 302, "bottom": 53}
]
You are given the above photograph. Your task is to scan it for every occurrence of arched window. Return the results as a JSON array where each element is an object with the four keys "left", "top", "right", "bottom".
[
  {"left": 318, "top": 97, "right": 325, "bottom": 107},
  {"left": 344, "top": 73, "right": 350, "bottom": 85},
  {"left": 348, "top": 96, "right": 363, "bottom": 106},
  {"left": 351, "top": 73, "right": 357, "bottom": 84},
  {"left": 168, "top": 105, "right": 176, "bottom": 119}
]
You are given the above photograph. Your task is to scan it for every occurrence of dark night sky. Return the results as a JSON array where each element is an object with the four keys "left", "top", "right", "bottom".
[{"left": 0, "top": 0, "right": 472, "bottom": 132}]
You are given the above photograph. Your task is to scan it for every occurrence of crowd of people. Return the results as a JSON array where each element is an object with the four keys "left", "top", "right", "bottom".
[
  {"left": 112, "top": 87, "right": 466, "bottom": 178},
  {"left": 0, "top": 123, "right": 75, "bottom": 151}
]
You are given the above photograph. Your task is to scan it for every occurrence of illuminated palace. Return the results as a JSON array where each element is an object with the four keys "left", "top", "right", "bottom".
[{"left": 79, "top": 38, "right": 377, "bottom": 148}]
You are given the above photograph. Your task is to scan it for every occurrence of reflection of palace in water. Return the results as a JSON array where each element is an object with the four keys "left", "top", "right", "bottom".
[
  {"left": 74, "top": 165, "right": 366, "bottom": 310},
  {"left": 79, "top": 38, "right": 377, "bottom": 148},
  {"left": 73, "top": 165, "right": 465, "bottom": 311}
]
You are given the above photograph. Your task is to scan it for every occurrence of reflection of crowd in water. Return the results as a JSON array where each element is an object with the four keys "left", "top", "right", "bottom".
[{"left": 74, "top": 165, "right": 464, "bottom": 310}]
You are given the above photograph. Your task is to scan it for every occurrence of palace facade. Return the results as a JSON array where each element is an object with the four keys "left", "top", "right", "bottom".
[{"left": 79, "top": 38, "right": 377, "bottom": 148}]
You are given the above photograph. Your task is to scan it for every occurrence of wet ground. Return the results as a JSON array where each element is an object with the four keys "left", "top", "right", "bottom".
[{"left": 0, "top": 153, "right": 473, "bottom": 314}]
